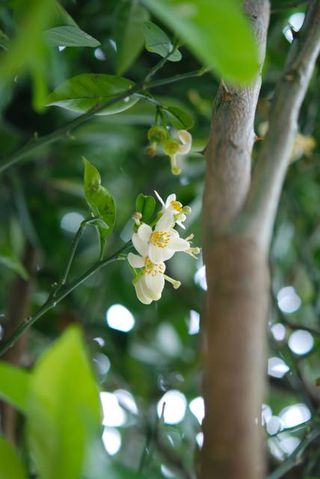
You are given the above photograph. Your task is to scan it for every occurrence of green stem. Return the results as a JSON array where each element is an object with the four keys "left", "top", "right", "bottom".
[
  {"left": 0, "top": 67, "right": 207, "bottom": 175},
  {"left": 60, "top": 217, "right": 97, "bottom": 287},
  {"left": 0, "top": 241, "right": 131, "bottom": 357}
]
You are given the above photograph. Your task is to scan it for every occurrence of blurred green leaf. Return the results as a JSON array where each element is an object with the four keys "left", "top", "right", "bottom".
[
  {"left": 44, "top": 26, "right": 100, "bottom": 47},
  {"left": 52, "top": 2, "right": 78, "bottom": 27},
  {"left": 0, "top": 362, "right": 30, "bottom": 413},
  {"left": 47, "top": 74, "right": 139, "bottom": 114},
  {"left": 0, "top": 252, "right": 28, "bottom": 280},
  {"left": 114, "top": 0, "right": 149, "bottom": 74},
  {"left": 135, "top": 193, "right": 156, "bottom": 223},
  {"left": 0, "top": 436, "right": 27, "bottom": 479},
  {"left": 165, "top": 105, "right": 194, "bottom": 129},
  {"left": 83, "top": 158, "right": 116, "bottom": 257},
  {"left": 0, "top": 30, "right": 9, "bottom": 51},
  {"left": 143, "top": 21, "right": 182, "bottom": 61},
  {"left": 141, "top": 0, "right": 259, "bottom": 83},
  {"left": 0, "top": 0, "right": 56, "bottom": 110},
  {"left": 26, "top": 327, "right": 101, "bottom": 479}
]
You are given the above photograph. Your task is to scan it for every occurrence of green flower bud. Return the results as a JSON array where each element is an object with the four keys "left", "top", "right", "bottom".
[{"left": 147, "top": 126, "right": 168, "bottom": 144}]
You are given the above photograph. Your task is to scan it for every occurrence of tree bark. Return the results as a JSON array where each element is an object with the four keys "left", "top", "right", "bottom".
[
  {"left": 201, "top": 1, "right": 320, "bottom": 478},
  {"left": 201, "top": 2, "right": 270, "bottom": 478}
]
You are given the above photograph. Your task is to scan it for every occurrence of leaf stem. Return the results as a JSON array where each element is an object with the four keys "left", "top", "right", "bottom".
[{"left": 0, "top": 241, "right": 131, "bottom": 357}]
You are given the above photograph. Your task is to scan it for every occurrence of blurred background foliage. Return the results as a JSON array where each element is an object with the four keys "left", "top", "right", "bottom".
[{"left": 0, "top": 0, "right": 319, "bottom": 478}]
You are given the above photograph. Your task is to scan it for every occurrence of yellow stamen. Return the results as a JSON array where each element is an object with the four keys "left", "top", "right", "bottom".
[
  {"left": 150, "top": 231, "right": 171, "bottom": 248},
  {"left": 170, "top": 200, "right": 183, "bottom": 212},
  {"left": 144, "top": 257, "right": 165, "bottom": 276}
]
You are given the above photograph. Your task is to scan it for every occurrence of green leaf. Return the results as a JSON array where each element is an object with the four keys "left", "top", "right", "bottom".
[
  {"left": 143, "top": 21, "right": 182, "bottom": 62},
  {"left": 0, "top": 437, "right": 27, "bottom": 479},
  {"left": 135, "top": 193, "right": 156, "bottom": 223},
  {"left": 47, "top": 74, "right": 139, "bottom": 115},
  {"left": 0, "top": 253, "right": 28, "bottom": 280},
  {"left": 83, "top": 158, "right": 116, "bottom": 257},
  {"left": 0, "top": 362, "right": 30, "bottom": 413},
  {"left": 45, "top": 26, "right": 100, "bottom": 47},
  {"left": 141, "top": 0, "right": 259, "bottom": 83},
  {"left": 114, "top": 0, "right": 150, "bottom": 74},
  {"left": 165, "top": 105, "right": 194, "bottom": 129},
  {"left": 26, "top": 327, "right": 101, "bottom": 479}
]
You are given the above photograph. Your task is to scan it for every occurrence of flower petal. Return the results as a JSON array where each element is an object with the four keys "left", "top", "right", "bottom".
[
  {"left": 155, "top": 212, "right": 175, "bottom": 231},
  {"left": 148, "top": 244, "right": 168, "bottom": 263},
  {"left": 128, "top": 252, "right": 144, "bottom": 268},
  {"left": 165, "top": 194, "right": 176, "bottom": 207},
  {"left": 168, "top": 237, "right": 190, "bottom": 252},
  {"left": 137, "top": 223, "right": 152, "bottom": 241},
  {"left": 177, "top": 130, "right": 192, "bottom": 155},
  {"left": 154, "top": 190, "right": 165, "bottom": 206},
  {"left": 134, "top": 278, "right": 153, "bottom": 305},
  {"left": 132, "top": 233, "right": 148, "bottom": 256},
  {"left": 144, "top": 273, "right": 165, "bottom": 300}
]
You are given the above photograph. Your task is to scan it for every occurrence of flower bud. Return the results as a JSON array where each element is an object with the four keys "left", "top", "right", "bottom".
[
  {"left": 147, "top": 126, "right": 168, "bottom": 144},
  {"left": 163, "top": 139, "right": 180, "bottom": 156}
]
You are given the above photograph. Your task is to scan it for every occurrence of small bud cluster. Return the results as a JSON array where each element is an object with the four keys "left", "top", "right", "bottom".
[{"left": 146, "top": 126, "right": 192, "bottom": 175}]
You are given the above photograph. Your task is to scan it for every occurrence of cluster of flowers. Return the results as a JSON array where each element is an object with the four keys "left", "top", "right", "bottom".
[
  {"left": 128, "top": 192, "right": 200, "bottom": 305},
  {"left": 146, "top": 126, "right": 192, "bottom": 175}
]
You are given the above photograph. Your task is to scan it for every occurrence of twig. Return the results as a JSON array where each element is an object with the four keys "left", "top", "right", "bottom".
[
  {"left": 267, "top": 428, "right": 320, "bottom": 479},
  {"left": 0, "top": 64, "right": 207, "bottom": 175},
  {"left": 0, "top": 241, "right": 131, "bottom": 357}
]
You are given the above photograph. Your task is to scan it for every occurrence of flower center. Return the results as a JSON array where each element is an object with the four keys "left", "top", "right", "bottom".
[
  {"left": 170, "top": 200, "right": 183, "bottom": 212},
  {"left": 144, "top": 257, "right": 165, "bottom": 276},
  {"left": 150, "top": 231, "right": 171, "bottom": 248}
]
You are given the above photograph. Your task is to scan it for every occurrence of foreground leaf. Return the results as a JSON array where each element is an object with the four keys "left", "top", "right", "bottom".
[
  {"left": 114, "top": 0, "right": 149, "bottom": 74},
  {"left": 0, "top": 437, "right": 27, "bottom": 479},
  {"left": 141, "top": 0, "right": 259, "bottom": 83},
  {"left": 47, "top": 74, "right": 139, "bottom": 115},
  {"left": 45, "top": 25, "right": 100, "bottom": 48},
  {"left": 26, "top": 327, "right": 101, "bottom": 479},
  {"left": 143, "top": 21, "right": 182, "bottom": 61},
  {"left": 83, "top": 158, "right": 116, "bottom": 256},
  {"left": 0, "top": 362, "right": 30, "bottom": 413}
]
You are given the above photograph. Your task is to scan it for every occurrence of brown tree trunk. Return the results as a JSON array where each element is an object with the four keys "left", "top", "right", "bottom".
[{"left": 201, "top": 237, "right": 269, "bottom": 479}]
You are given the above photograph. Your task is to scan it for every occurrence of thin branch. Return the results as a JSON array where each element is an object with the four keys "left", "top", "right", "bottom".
[
  {"left": 0, "top": 66, "right": 207, "bottom": 175},
  {"left": 238, "top": 0, "right": 320, "bottom": 254},
  {"left": 0, "top": 241, "right": 131, "bottom": 357},
  {"left": 267, "top": 428, "right": 320, "bottom": 479}
]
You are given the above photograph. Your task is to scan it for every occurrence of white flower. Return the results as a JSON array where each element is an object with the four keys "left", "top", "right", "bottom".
[
  {"left": 154, "top": 191, "right": 191, "bottom": 229},
  {"left": 163, "top": 130, "right": 192, "bottom": 175},
  {"left": 132, "top": 222, "right": 190, "bottom": 264},
  {"left": 128, "top": 252, "right": 166, "bottom": 304}
]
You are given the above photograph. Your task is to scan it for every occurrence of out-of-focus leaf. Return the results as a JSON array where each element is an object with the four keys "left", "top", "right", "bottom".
[
  {"left": 166, "top": 105, "right": 194, "bottom": 129},
  {"left": 135, "top": 193, "right": 156, "bottom": 223},
  {"left": 0, "top": 437, "right": 27, "bottom": 479},
  {"left": 45, "top": 26, "right": 100, "bottom": 48},
  {"left": 0, "top": 0, "right": 56, "bottom": 110},
  {"left": 141, "top": 0, "right": 259, "bottom": 83},
  {"left": 0, "top": 252, "right": 28, "bottom": 280},
  {"left": 47, "top": 74, "right": 139, "bottom": 115},
  {"left": 0, "top": 362, "right": 30, "bottom": 413},
  {"left": 143, "top": 21, "right": 182, "bottom": 61},
  {"left": 52, "top": 2, "right": 78, "bottom": 27},
  {"left": 0, "top": 30, "right": 9, "bottom": 51},
  {"left": 26, "top": 327, "right": 101, "bottom": 479},
  {"left": 83, "top": 158, "right": 116, "bottom": 257},
  {"left": 114, "top": 0, "right": 149, "bottom": 74}
]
